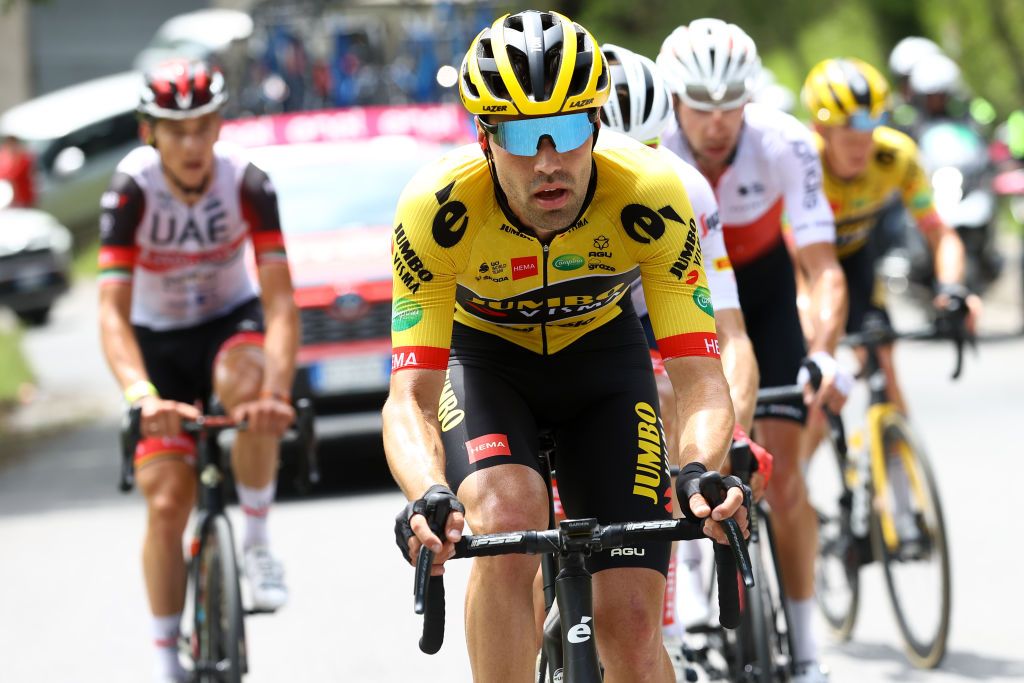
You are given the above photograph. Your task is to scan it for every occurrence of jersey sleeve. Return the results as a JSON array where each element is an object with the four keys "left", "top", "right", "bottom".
[
  {"left": 97, "top": 172, "right": 144, "bottom": 287},
  {"left": 240, "top": 163, "right": 289, "bottom": 267},
  {"left": 614, "top": 153, "right": 720, "bottom": 360},
  {"left": 773, "top": 115, "right": 836, "bottom": 249},
  {"left": 897, "top": 139, "right": 943, "bottom": 234},
  {"left": 389, "top": 172, "right": 465, "bottom": 373},
  {"left": 670, "top": 154, "right": 740, "bottom": 312}
]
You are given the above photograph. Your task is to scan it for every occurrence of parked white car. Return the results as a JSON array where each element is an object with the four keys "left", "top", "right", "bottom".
[
  {"left": 0, "top": 180, "right": 72, "bottom": 325},
  {"left": 0, "top": 71, "right": 142, "bottom": 236}
]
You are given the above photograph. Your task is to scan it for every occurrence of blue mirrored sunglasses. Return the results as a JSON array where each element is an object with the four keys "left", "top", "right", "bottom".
[
  {"left": 479, "top": 112, "right": 596, "bottom": 156},
  {"left": 847, "top": 109, "right": 889, "bottom": 131}
]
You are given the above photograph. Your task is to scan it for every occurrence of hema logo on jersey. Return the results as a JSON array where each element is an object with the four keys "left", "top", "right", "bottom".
[
  {"left": 511, "top": 256, "right": 538, "bottom": 280},
  {"left": 466, "top": 433, "right": 511, "bottom": 463}
]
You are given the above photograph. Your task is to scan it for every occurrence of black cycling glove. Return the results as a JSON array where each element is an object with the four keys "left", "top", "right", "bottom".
[
  {"left": 676, "top": 463, "right": 750, "bottom": 523},
  {"left": 394, "top": 484, "right": 465, "bottom": 563}
]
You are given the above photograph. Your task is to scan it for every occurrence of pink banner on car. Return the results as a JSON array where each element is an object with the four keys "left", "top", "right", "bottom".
[{"left": 220, "top": 103, "right": 475, "bottom": 147}]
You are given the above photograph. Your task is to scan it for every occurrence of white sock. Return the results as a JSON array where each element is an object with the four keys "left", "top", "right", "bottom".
[
  {"left": 786, "top": 596, "right": 819, "bottom": 665},
  {"left": 236, "top": 481, "right": 275, "bottom": 549},
  {"left": 152, "top": 612, "right": 184, "bottom": 679}
]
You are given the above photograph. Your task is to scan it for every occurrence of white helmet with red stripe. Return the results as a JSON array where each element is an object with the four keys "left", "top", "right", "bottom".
[{"left": 138, "top": 58, "right": 227, "bottom": 120}]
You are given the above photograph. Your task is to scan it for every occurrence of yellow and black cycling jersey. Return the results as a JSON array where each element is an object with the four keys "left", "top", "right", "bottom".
[
  {"left": 390, "top": 140, "right": 719, "bottom": 373},
  {"left": 815, "top": 125, "right": 942, "bottom": 260}
]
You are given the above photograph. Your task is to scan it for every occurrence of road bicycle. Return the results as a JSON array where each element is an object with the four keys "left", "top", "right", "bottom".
[
  {"left": 119, "top": 399, "right": 317, "bottom": 682},
  {"left": 408, "top": 451, "right": 753, "bottom": 683},
  {"left": 803, "top": 308, "right": 967, "bottom": 668},
  {"left": 682, "top": 385, "right": 813, "bottom": 683}
]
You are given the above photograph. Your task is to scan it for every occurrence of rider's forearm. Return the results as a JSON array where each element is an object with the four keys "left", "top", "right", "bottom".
[
  {"left": 716, "top": 309, "right": 759, "bottom": 431},
  {"left": 805, "top": 261, "right": 848, "bottom": 355},
  {"left": 260, "top": 287, "right": 299, "bottom": 398},
  {"left": 931, "top": 228, "right": 967, "bottom": 286},
  {"left": 666, "top": 357, "right": 734, "bottom": 471},
  {"left": 382, "top": 377, "right": 449, "bottom": 500},
  {"left": 98, "top": 285, "right": 149, "bottom": 392}
]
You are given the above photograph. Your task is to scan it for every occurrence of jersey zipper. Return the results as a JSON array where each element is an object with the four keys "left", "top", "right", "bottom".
[{"left": 541, "top": 242, "right": 550, "bottom": 356}]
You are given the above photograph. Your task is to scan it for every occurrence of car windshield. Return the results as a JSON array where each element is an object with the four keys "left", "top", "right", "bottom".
[{"left": 257, "top": 143, "right": 452, "bottom": 235}]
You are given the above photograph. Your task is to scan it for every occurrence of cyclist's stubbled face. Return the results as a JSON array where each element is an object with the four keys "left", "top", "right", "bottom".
[
  {"left": 483, "top": 117, "right": 594, "bottom": 234},
  {"left": 674, "top": 100, "right": 746, "bottom": 172},
  {"left": 152, "top": 113, "right": 222, "bottom": 190},
  {"left": 820, "top": 125, "right": 875, "bottom": 179}
]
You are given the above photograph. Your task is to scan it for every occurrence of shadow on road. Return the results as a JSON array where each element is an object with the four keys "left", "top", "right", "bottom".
[{"left": 831, "top": 640, "right": 1024, "bottom": 681}]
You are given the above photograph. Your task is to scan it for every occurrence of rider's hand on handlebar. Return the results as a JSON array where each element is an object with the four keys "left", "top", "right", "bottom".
[
  {"left": 677, "top": 463, "right": 750, "bottom": 544},
  {"left": 230, "top": 395, "right": 295, "bottom": 436},
  {"left": 138, "top": 396, "right": 200, "bottom": 438},
  {"left": 395, "top": 485, "right": 465, "bottom": 577},
  {"left": 798, "top": 351, "right": 852, "bottom": 415},
  {"left": 933, "top": 286, "right": 981, "bottom": 337}
]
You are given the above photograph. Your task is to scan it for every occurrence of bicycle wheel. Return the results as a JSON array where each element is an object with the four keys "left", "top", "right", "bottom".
[
  {"left": 193, "top": 514, "right": 247, "bottom": 682},
  {"left": 733, "top": 513, "right": 790, "bottom": 682},
  {"left": 870, "top": 416, "right": 951, "bottom": 668},
  {"left": 808, "top": 442, "right": 860, "bottom": 640}
]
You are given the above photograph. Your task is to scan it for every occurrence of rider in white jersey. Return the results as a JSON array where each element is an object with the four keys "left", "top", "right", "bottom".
[
  {"left": 599, "top": 42, "right": 769, "bottom": 643},
  {"left": 104, "top": 141, "right": 284, "bottom": 329},
  {"left": 658, "top": 19, "right": 851, "bottom": 683},
  {"left": 97, "top": 59, "right": 298, "bottom": 683}
]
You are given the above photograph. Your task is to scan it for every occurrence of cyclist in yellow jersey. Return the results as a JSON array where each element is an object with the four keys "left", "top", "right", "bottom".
[
  {"left": 802, "top": 58, "right": 981, "bottom": 413},
  {"left": 386, "top": 11, "right": 748, "bottom": 682}
]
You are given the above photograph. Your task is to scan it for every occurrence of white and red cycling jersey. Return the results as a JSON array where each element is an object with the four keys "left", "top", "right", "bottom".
[
  {"left": 660, "top": 102, "right": 835, "bottom": 269},
  {"left": 595, "top": 131, "right": 740, "bottom": 315},
  {"left": 98, "top": 143, "right": 287, "bottom": 331}
]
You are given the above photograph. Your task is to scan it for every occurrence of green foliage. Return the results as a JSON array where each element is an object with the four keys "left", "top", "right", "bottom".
[
  {"left": 550, "top": 0, "right": 1023, "bottom": 121},
  {"left": 0, "top": 324, "right": 33, "bottom": 404}
]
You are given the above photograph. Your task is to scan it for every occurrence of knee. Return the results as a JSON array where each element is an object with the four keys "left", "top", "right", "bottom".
[
  {"left": 146, "top": 488, "right": 192, "bottom": 536},
  {"left": 594, "top": 596, "right": 663, "bottom": 667},
  {"left": 214, "top": 345, "right": 264, "bottom": 409}
]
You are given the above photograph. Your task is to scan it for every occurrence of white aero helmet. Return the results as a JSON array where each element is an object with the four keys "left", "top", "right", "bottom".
[
  {"left": 888, "top": 36, "right": 943, "bottom": 78},
  {"left": 656, "top": 18, "right": 761, "bottom": 110},
  {"left": 599, "top": 43, "right": 674, "bottom": 143},
  {"left": 908, "top": 53, "right": 961, "bottom": 95}
]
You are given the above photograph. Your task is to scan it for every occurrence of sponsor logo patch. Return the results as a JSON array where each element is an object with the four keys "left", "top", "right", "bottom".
[
  {"left": 511, "top": 256, "right": 538, "bottom": 280},
  {"left": 552, "top": 254, "right": 585, "bottom": 271},
  {"left": 391, "top": 297, "right": 423, "bottom": 331},
  {"left": 466, "top": 433, "right": 512, "bottom": 463},
  {"left": 693, "top": 286, "right": 714, "bottom": 317}
]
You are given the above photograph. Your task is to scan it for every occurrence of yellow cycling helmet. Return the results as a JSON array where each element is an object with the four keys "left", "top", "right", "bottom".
[
  {"left": 459, "top": 10, "right": 610, "bottom": 117},
  {"left": 802, "top": 58, "right": 890, "bottom": 128}
]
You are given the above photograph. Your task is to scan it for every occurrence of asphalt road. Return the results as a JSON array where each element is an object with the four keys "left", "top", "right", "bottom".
[{"left": 1, "top": 279, "right": 1022, "bottom": 682}]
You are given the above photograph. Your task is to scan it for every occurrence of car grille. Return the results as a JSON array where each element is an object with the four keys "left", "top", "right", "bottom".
[{"left": 300, "top": 301, "right": 391, "bottom": 345}]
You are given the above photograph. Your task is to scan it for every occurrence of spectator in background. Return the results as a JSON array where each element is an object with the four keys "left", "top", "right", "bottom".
[{"left": 0, "top": 135, "right": 36, "bottom": 208}]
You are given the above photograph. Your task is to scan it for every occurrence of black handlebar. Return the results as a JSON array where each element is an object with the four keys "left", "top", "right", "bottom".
[
  {"left": 841, "top": 300, "right": 972, "bottom": 380},
  {"left": 413, "top": 477, "right": 754, "bottom": 653},
  {"left": 118, "top": 398, "right": 318, "bottom": 493}
]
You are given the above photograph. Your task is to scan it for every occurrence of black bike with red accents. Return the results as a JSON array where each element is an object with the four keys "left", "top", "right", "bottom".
[{"left": 120, "top": 399, "right": 316, "bottom": 683}]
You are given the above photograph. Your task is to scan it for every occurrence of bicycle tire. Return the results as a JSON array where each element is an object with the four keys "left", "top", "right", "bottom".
[
  {"left": 812, "top": 459, "right": 861, "bottom": 640},
  {"left": 193, "top": 514, "right": 247, "bottom": 683},
  {"left": 760, "top": 511, "right": 795, "bottom": 680},
  {"left": 734, "top": 534, "right": 781, "bottom": 682},
  {"left": 870, "top": 417, "right": 951, "bottom": 668}
]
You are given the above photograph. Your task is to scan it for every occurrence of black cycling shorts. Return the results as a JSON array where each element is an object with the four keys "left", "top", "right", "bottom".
[
  {"left": 133, "top": 298, "right": 265, "bottom": 407},
  {"left": 841, "top": 244, "right": 891, "bottom": 334},
  {"left": 441, "top": 314, "right": 672, "bottom": 576},
  {"left": 734, "top": 240, "right": 807, "bottom": 424}
]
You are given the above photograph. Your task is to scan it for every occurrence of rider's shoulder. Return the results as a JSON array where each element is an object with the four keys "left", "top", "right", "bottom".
[
  {"left": 115, "top": 144, "right": 159, "bottom": 178},
  {"left": 744, "top": 102, "right": 817, "bottom": 148},
  {"left": 594, "top": 130, "right": 681, "bottom": 195},
  {"left": 872, "top": 125, "right": 919, "bottom": 161},
  {"left": 400, "top": 143, "right": 490, "bottom": 201}
]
